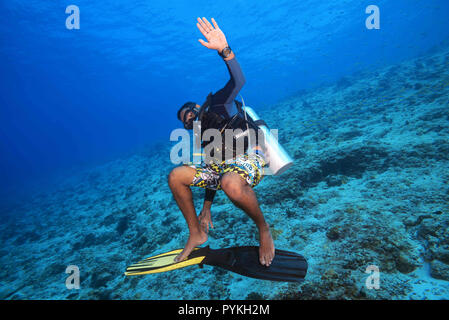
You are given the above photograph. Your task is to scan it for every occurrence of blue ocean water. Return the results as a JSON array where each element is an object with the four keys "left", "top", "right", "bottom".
[{"left": 0, "top": 0, "right": 448, "bottom": 300}]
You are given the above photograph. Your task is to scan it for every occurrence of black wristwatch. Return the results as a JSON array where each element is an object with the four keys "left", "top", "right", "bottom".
[{"left": 218, "top": 46, "right": 232, "bottom": 58}]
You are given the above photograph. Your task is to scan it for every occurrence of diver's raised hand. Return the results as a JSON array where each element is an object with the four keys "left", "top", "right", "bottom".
[{"left": 196, "top": 17, "right": 228, "bottom": 51}]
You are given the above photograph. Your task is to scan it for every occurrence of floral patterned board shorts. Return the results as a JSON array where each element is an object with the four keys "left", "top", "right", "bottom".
[{"left": 187, "top": 153, "right": 266, "bottom": 190}]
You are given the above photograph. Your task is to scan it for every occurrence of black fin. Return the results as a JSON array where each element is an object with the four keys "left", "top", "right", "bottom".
[{"left": 202, "top": 246, "right": 307, "bottom": 282}]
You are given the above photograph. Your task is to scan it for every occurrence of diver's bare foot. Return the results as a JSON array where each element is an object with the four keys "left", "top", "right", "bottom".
[
  {"left": 175, "top": 231, "right": 208, "bottom": 262},
  {"left": 258, "top": 224, "right": 275, "bottom": 266}
]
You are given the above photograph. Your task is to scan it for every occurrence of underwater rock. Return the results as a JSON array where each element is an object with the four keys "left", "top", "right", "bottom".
[
  {"left": 66, "top": 292, "right": 80, "bottom": 300},
  {"left": 385, "top": 65, "right": 401, "bottom": 78},
  {"left": 414, "top": 83, "right": 423, "bottom": 90},
  {"left": 418, "top": 107, "right": 449, "bottom": 122},
  {"left": 245, "top": 292, "right": 266, "bottom": 300},
  {"left": 209, "top": 280, "right": 231, "bottom": 299},
  {"left": 43, "top": 262, "right": 66, "bottom": 277},
  {"left": 162, "top": 215, "right": 177, "bottom": 226},
  {"left": 294, "top": 149, "right": 307, "bottom": 158},
  {"left": 418, "top": 219, "right": 439, "bottom": 238},
  {"left": 286, "top": 208, "right": 296, "bottom": 218},
  {"left": 271, "top": 228, "right": 283, "bottom": 240},
  {"left": 437, "top": 249, "right": 449, "bottom": 265},
  {"left": 262, "top": 184, "right": 299, "bottom": 204},
  {"left": 295, "top": 269, "right": 364, "bottom": 300},
  {"left": 134, "top": 235, "right": 148, "bottom": 249},
  {"left": 72, "top": 232, "right": 112, "bottom": 250},
  {"left": 395, "top": 254, "right": 418, "bottom": 274},
  {"left": 430, "top": 260, "right": 449, "bottom": 281},
  {"left": 0, "top": 288, "right": 16, "bottom": 300},
  {"left": 169, "top": 225, "right": 182, "bottom": 235},
  {"left": 296, "top": 198, "right": 316, "bottom": 210},
  {"left": 89, "top": 288, "right": 113, "bottom": 300},
  {"left": 102, "top": 214, "right": 116, "bottom": 227},
  {"left": 429, "top": 247, "right": 449, "bottom": 265},
  {"left": 14, "top": 231, "right": 41, "bottom": 245},
  {"left": 317, "top": 145, "right": 389, "bottom": 182},
  {"left": 90, "top": 271, "right": 114, "bottom": 288},
  {"left": 116, "top": 216, "right": 129, "bottom": 235},
  {"left": 73, "top": 233, "right": 96, "bottom": 250},
  {"left": 401, "top": 140, "right": 449, "bottom": 164},
  {"left": 403, "top": 214, "right": 432, "bottom": 227},
  {"left": 321, "top": 269, "right": 339, "bottom": 282},
  {"left": 325, "top": 175, "right": 344, "bottom": 187},
  {"left": 326, "top": 226, "right": 341, "bottom": 241}
]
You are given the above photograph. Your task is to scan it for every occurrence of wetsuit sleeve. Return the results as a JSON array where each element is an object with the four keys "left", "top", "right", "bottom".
[
  {"left": 212, "top": 57, "right": 246, "bottom": 116},
  {"left": 205, "top": 188, "right": 217, "bottom": 203}
]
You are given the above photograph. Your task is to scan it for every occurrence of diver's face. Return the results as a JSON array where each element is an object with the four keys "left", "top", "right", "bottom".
[
  {"left": 182, "top": 110, "right": 196, "bottom": 123},
  {"left": 180, "top": 105, "right": 200, "bottom": 129}
]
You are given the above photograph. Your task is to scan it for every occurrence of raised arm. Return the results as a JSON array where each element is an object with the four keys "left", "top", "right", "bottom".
[
  {"left": 214, "top": 58, "right": 246, "bottom": 107},
  {"left": 196, "top": 17, "right": 246, "bottom": 115}
]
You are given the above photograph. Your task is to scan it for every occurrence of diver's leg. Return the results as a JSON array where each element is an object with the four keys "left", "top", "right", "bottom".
[
  {"left": 220, "top": 172, "right": 274, "bottom": 266},
  {"left": 168, "top": 166, "right": 207, "bottom": 261}
]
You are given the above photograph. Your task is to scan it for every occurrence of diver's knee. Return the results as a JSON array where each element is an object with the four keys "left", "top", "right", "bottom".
[
  {"left": 168, "top": 166, "right": 191, "bottom": 187},
  {"left": 221, "top": 173, "right": 245, "bottom": 199}
]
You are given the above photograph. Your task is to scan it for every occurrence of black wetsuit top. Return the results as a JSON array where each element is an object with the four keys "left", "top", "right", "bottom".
[
  {"left": 199, "top": 56, "right": 248, "bottom": 143},
  {"left": 201, "top": 57, "right": 246, "bottom": 202}
]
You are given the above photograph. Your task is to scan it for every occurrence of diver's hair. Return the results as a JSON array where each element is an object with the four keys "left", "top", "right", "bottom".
[{"left": 177, "top": 102, "right": 197, "bottom": 120}]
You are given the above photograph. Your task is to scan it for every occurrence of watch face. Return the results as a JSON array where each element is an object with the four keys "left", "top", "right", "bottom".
[{"left": 222, "top": 47, "right": 231, "bottom": 57}]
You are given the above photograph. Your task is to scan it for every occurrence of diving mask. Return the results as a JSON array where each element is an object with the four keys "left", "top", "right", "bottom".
[{"left": 182, "top": 106, "right": 199, "bottom": 130}]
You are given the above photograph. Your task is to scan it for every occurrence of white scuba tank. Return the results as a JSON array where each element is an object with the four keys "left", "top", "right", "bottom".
[{"left": 242, "top": 106, "right": 293, "bottom": 176}]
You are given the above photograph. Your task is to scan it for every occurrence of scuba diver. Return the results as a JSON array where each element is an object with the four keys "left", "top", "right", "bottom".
[{"left": 168, "top": 17, "right": 275, "bottom": 267}]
